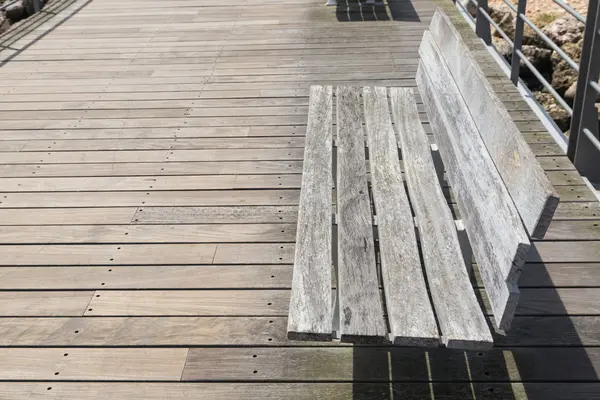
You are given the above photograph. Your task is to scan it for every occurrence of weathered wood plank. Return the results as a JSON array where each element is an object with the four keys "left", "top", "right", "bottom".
[
  {"left": 85, "top": 290, "right": 289, "bottom": 316},
  {"left": 0, "top": 244, "right": 293, "bottom": 265},
  {"left": 335, "top": 86, "right": 386, "bottom": 343},
  {"left": 418, "top": 32, "right": 530, "bottom": 332},
  {"left": 1, "top": 382, "right": 598, "bottom": 400},
  {"left": 288, "top": 85, "right": 333, "bottom": 341},
  {"left": 0, "top": 348, "right": 188, "bottom": 380},
  {"left": 0, "top": 190, "right": 300, "bottom": 208},
  {"left": 0, "top": 265, "right": 292, "bottom": 290},
  {"left": 0, "top": 224, "right": 296, "bottom": 243},
  {"left": 362, "top": 86, "right": 437, "bottom": 345},
  {"left": 0, "top": 208, "right": 138, "bottom": 225},
  {"left": 428, "top": 10, "right": 558, "bottom": 239},
  {"left": 0, "top": 291, "right": 93, "bottom": 316},
  {"left": 0, "top": 175, "right": 300, "bottom": 192},
  {"left": 391, "top": 87, "right": 489, "bottom": 348},
  {"left": 132, "top": 206, "right": 298, "bottom": 224},
  {"left": 0, "top": 161, "right": 302, "bottom": 177},
  {"left": 181, "top": 347, "right": 600, "bottom": 382}
]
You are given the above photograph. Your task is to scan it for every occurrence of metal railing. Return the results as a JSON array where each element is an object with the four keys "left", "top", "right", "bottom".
[{"left": 457, "top": 0, "right": 600, "bottom": 183}]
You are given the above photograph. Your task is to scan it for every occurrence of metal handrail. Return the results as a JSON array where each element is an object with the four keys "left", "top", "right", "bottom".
[{"left": 464, "top": 0, "right": 600, "bottom": 182}]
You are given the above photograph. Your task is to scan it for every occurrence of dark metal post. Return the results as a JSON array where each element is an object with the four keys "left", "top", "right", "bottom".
[
  {"left": 33, "top": 0, "right": 42, "bottom": 12},
  {"left": 475, "top": 0, "right": 492, "bottom": 45},
  {"left": 568, "top": 0, "right": 600, "bottom": 182},
  {"left": 510, "top": 0, "right": 527, "bottom": 84}
]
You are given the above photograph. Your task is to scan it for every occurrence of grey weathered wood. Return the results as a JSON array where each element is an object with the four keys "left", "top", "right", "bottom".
[
  {"left": 428, "top": 9, "right": 559, "bottom": 239},
  {"left": 335, "top": 86, "right": 386, "bottom": 343},
  {"left": 362, "top": 86, "right": 437, "bottom": 346},
  {"left": 287, "top": 85, "right": 333, "bottom": 341},
  {"left": 418, "top": 31, "right": 531, "bottom": 332},
  {"left": 390, "top": 87, "right": 491, "bottom": 349}
]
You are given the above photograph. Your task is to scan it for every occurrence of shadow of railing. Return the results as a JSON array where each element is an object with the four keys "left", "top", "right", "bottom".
[{"left": 336, "top": 0, "right": 420, "bottom": 23}]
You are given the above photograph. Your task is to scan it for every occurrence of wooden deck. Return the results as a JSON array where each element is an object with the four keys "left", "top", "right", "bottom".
[{"left": 0, "top": 0, "right": 598, "bottom": 398}]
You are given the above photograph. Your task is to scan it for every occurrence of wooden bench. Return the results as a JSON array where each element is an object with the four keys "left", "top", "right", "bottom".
[{"left": 287, "top": 8, "right": 559, "bottom": 349}]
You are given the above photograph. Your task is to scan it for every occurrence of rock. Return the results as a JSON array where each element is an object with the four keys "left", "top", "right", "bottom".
[
  {"left": 489, "top": 5, "right": 547, "bottom": 49},
  {"left": 551, "top": 40, "right": 582, "bottom": 97},
  {"left": 534, "top": 91, "right": 571, "bottom": 132},
  {"left": 542, "top": 17, "right": 584, "bottom": 46},
  {"left": 5, "top": 1, "right": 26, "bottom": 23},
  {"left": 493, "top": 38, "right": 552, "bottom": 89},
  {"left": 564, "top": 81, "right": 600, "bottom": 105},
  {"left": 0, "top": 13, "right": 10, "bottom": 34}
]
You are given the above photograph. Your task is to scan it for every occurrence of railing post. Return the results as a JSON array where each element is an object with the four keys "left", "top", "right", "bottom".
[
  {"left": 568, "top": 0, "right": 600, "bottom": 183},
  {"left": 510, "top": 0, "right": 527, "bottom": 84},
  {"left": 475, "top": 0, "right": 492, "bottom": 45}
]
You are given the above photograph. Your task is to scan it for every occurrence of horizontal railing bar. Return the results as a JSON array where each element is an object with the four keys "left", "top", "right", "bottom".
[
  {"left": 501, "top": 0, "right": 518, "bottom": 14},
  {"left": 552, "top": 0, "right": 586, "bottom": 24},
  {"left": 519, "top": 13, "right": 580, "bottom": 71},
  {"left": 516, "top": 48, "right": 574, "bottom": 115},
  {"left": 456, "top": 0, "right": 476, "bottom": 22},
  {"left": 590, "top": 80, "right": 600, "bottom": 95},
  {"left": 480, "top": 7, "right": 515, "bottom": 46},
  {"left": 583, "top": 128, "right": 600, "bottom": 153}
]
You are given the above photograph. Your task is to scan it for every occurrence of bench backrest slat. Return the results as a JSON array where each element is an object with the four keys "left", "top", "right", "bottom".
[
  {"left": 336, "top": 86, "right": 387, "bottom": 343},
  {"left": 418, "top": 32, "right": 530, "bottom": 331},
  {"left": 287, "top": 85, "right": 333, "bottom": 341},
  {"left": 363, "top": 86, "right": 439, "bottom": 345},
  {"left": 391, "top": 87, "right": 492, "bottom": 348},
  {"left": 429, "top": 9, "right": 559, "bottom": 239}
]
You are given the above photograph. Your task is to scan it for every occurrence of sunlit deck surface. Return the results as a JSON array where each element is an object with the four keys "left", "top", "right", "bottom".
[{"left": 0, "top": 0, "right": 598, "bottom": 398}]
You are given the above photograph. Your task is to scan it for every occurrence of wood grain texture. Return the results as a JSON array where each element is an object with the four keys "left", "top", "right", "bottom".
[
  {"left": 391, "top": 87, "right": 490, "bottom": 349},
  {"left": 427, "top": 9, "right": 558, "bottom": 239},
  {"left": 362, "top": 86, "right": 437, "bottom": 345},
  {"left": 0, "top": 265, "right": 292, "bottom": 289},
  {"left": 11, "top": 382, "right": 600, "bottom": 400},
  {"left": 287, "top": 85, "right": 333, "bottom": 341},
  {"left": 418, "top": 32, "right": 530, "bottom": 332},
  {"left": 0, "top": 348, "right": 188, "bottom": 380},
  {"left": 0, "top": 292, "right": 94, "bottom": 316},
  {"left": 132, "top": 206, "right": 298, "bottom": 224},
  {"left": 335, "top": 86, "right": 386, "bottom": 343},
  {"left": 0, "top": 224, "right": 296, "bottom": 244},
  {"left": 181, "top": 346, "right": 600, "bottom": 382},
  {"left": 85, "top": 290, "right": 289, "bottom": 316}
]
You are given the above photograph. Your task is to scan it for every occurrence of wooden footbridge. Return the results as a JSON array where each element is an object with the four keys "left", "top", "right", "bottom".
[{"left": 0, "top": 0, "right": 598, "bottom": 398}]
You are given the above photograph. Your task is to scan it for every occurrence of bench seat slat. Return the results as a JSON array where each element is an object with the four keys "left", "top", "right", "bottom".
[
  {"left": 417, "top": 32, "right": 530, "bottom": 332},
  {"left": 287, "top": 85, "right": 333, "bottom": 341},
  {"left": 428, "top": 10, "right": 559, "bottom": 239},
  {"left": 391, "top": 87, "right": 492, "bottom": 349},
  {"left": 336, "top": 86, "right": 386, "bottom": 343},
  {"left": 363, "top": 86, "right": 439, "bottom": 346}
]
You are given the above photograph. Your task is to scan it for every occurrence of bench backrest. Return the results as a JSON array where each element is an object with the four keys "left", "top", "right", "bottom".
[
  {"left": 428, "top": 9, "right": 559, "bottom": 239},
  {"left": 417, "top": 13, "right": 538, "bottom": 331}
]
